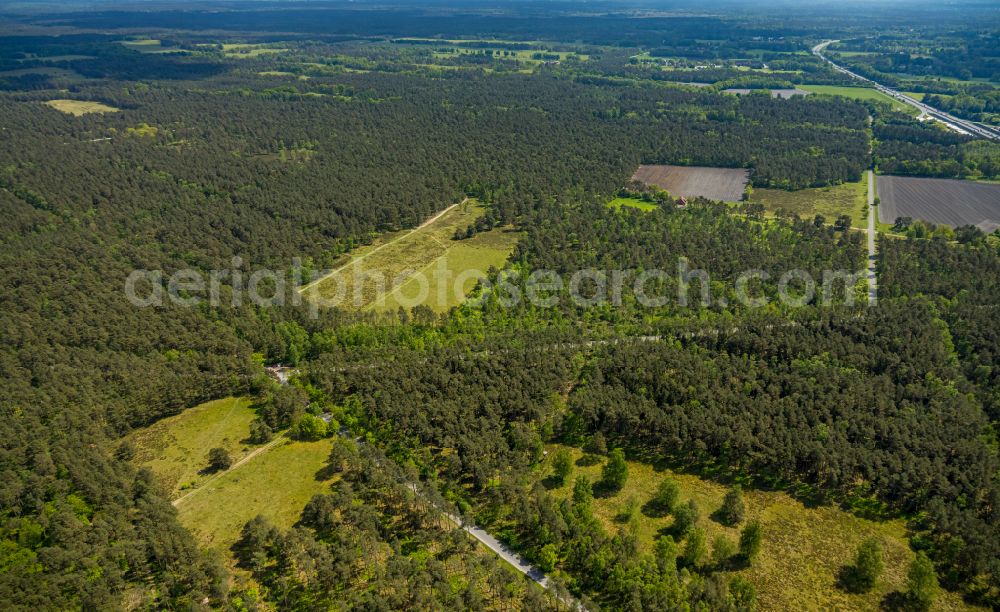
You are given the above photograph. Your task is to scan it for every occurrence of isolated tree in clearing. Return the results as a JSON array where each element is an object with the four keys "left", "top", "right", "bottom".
[
  {"left": 552, "top": 448, "right": 572, "bottom": 485},
  {"left": 682, "top": 528, "right": 707, "bottom": 568},
  {"left": 840, "top": 538, "right": 883, "bottom": 593},
  {"left": 718, "top": 485, "right": 746, "bottom": 526},
  {"left": 207, "top": 447, "right": 232, "bottom": 472},
  {"left": 738, "top": 521, "right": 763, "bottom": 562},
  {"left": 650, "top": 477, "right": 681, "bottom": 514},
  {"left": 573, "top": 475, "right": 594, "bottom": 507},
  {"left": 601, "top": 448, "right": 629, "bottom": 492},
  {"left": 249, "top": 418, "right": 273, "bottom": 444},
  {"left": 672, "top": 499, "right": 700, "bottom": 536}
]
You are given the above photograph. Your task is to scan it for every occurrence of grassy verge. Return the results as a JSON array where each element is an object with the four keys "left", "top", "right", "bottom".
[
  {"left": 750, "top": 180, "right": 868, "bottom": 228},
  {"left": 540, "top": 444, "right": 973, "bottom": 611}
]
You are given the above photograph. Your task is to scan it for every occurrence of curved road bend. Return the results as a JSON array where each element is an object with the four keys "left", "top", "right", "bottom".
[{"left": 812, "top": 41, "right": 1000, "bottom": 141}]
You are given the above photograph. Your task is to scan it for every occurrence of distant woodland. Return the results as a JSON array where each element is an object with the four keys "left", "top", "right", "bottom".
[{"left": 0, "top": 5, "right": 999, "bottom": 610}]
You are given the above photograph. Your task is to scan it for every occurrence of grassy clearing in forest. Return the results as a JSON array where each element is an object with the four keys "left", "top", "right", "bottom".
[
  {"left": 119, "top": 39, "right": 184, "bottom": 54},
  {"left": 222, "top": 43, "right": 288, "bottom": 58},
  {"left": 608, "top": 196, "right": 659, "bottom": 212},
  {"left": 750, "top": 179, "right": 868, "bottom": 228},
  {"left": 45, "top": 99, "right": 119, "bottom": 116},
  {"left": 125, "top": 396, "right": 337, "bottom": 551},
  {"left": 539, "top": 445, "right": 973, "bottom": 611},
  {"left": 799, "top": 85, "right": 918, "bottom": 115},
  {"left": 306, "top": 200, "right": 520, "bottom": 313},
  {"left": 176, "top": 438, "right": 336, "bottom": 551},
  {"left": 127, "top": 397, "right": 258, "bottom": 498}
]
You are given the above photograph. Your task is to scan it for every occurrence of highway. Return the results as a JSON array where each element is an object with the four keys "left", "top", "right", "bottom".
[{"left": 812, "top": 41, "right": 1000, "bottom": 141}]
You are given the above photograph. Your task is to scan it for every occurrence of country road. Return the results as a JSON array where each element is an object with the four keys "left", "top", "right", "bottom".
[
  {"left": 867, "top": 170, "right": 877, "bottom": 306},
  {"left": 403, "top": 483, "right": 553, "bottom": 588},
  {"left": 812, "top": 41, "right": 1000, "bottom": 141}
]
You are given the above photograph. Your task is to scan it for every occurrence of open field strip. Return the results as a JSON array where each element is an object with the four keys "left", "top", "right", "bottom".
[
  {"left": 123, "top": 396, "right": 332, "bottom": 549},
  {"left": 298, "top": 200, "right": 464, "bottom": 294},
  {"left": 608, "top": 196, "right": 659, "bottom": 212},
  {"left": 540, "top": 444, "right": 974, "bottom": 611},
  {"left": 303, "top": 199, "right": 520, "bottom": 312},
  {"left": 799, "top": 85, "right": 919, "bottom": 115},
  {"left": 119, "top": 39, "right": 185, "bottom": 54},
  {"left": 44, "top": 99, "right": 119, "bottom": 116},
  {"left": 126, "top": 395, "right": 562, "bottom": 595},
  {"left": 750, "top": 179, "right": 868, "bottom": 228}
]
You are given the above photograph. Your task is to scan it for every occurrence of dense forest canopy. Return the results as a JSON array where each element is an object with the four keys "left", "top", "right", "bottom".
[{"left": 1, "top": 2, "right": 999, "bottom": 609}]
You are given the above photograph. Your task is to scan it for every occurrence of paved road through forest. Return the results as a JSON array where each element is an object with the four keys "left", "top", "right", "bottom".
[{"left": 867, "top": 170, "right": 877, "bottom": 306}]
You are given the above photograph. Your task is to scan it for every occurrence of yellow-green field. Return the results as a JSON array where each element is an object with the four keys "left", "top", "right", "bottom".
[
  {"left": 125, "top": 396, "right": 337, "bottom": 551},
  {"left": 222, "top": 43, "right": 288, "bottom": 58},
  {"left": 608, "top": 196, "right": 659, "bottom": 212},
  {"left": 119, "top": 39, "right": 184, "bottom": 54},
  {"left": 44, "top": 99, "right": 119, "bottom": 116},
  {"left": 750, "top": 179, "right": 868, "bottom": 228},
  {"left": 258, "top": 70, "right": 309, "bottom": 80},
  {"left": 540, "top": 445, "right": 974, "bottom": 611},
  {"left": 304, "top": 200, "right": 520, "bottom": 313},
  {"left": 800, "top": 85, "right": 919, "bottom": 115},
  {"left": 176, "top": 438, "right": 336, "bottom": 550},
  {"left": 127, "top": 397, "right": 259, "bottom": 497}
]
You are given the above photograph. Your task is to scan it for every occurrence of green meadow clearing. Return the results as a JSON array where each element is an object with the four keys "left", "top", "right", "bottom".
[
  {"left": 45, "top": 99, "right": 119, "bottom": 116},
  {"left": 127, "top": 397, "right": 258, "bottom": 498},
  {"left": 608, "top": 196, "right": 659, "bottom": 212},
  {"left": 800, "top": 85, "right": 919, "bottom": 115},
  {"left": 126, "top": 396, "right": 336, "bottom": 551},
  {"left": 119, "top": 39, "right": 185, "bottom": 54},
  {"left": 539, "top": 445, "right": 974, "bottom": 611},
  {"left": 222, "top": 43, "right": 288, "bottom": 58},
  {"left": 305, "top": 200, "right": 520, "bottom": 312},
  {"left": 176, "top": 438, "right": 336, "bottom": 551},
  {"left": 750, "top": 179, "right": 868, "bottom": 228}
]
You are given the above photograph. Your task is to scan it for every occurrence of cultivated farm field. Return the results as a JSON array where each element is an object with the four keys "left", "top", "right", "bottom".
[
  {"left": 877, "top": 175, "right": 1000, "bottom": 232},
  {"left": 632, "top": 165, "right": 750, "bottom": 202}
]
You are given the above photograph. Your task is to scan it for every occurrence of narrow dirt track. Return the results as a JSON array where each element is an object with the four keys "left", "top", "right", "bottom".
[
  {"left": 171, "top": 436, "right": 286, "bottom": 508},
  {"left": 298, "top": 198, "right": 468, "bottom": 294}
]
